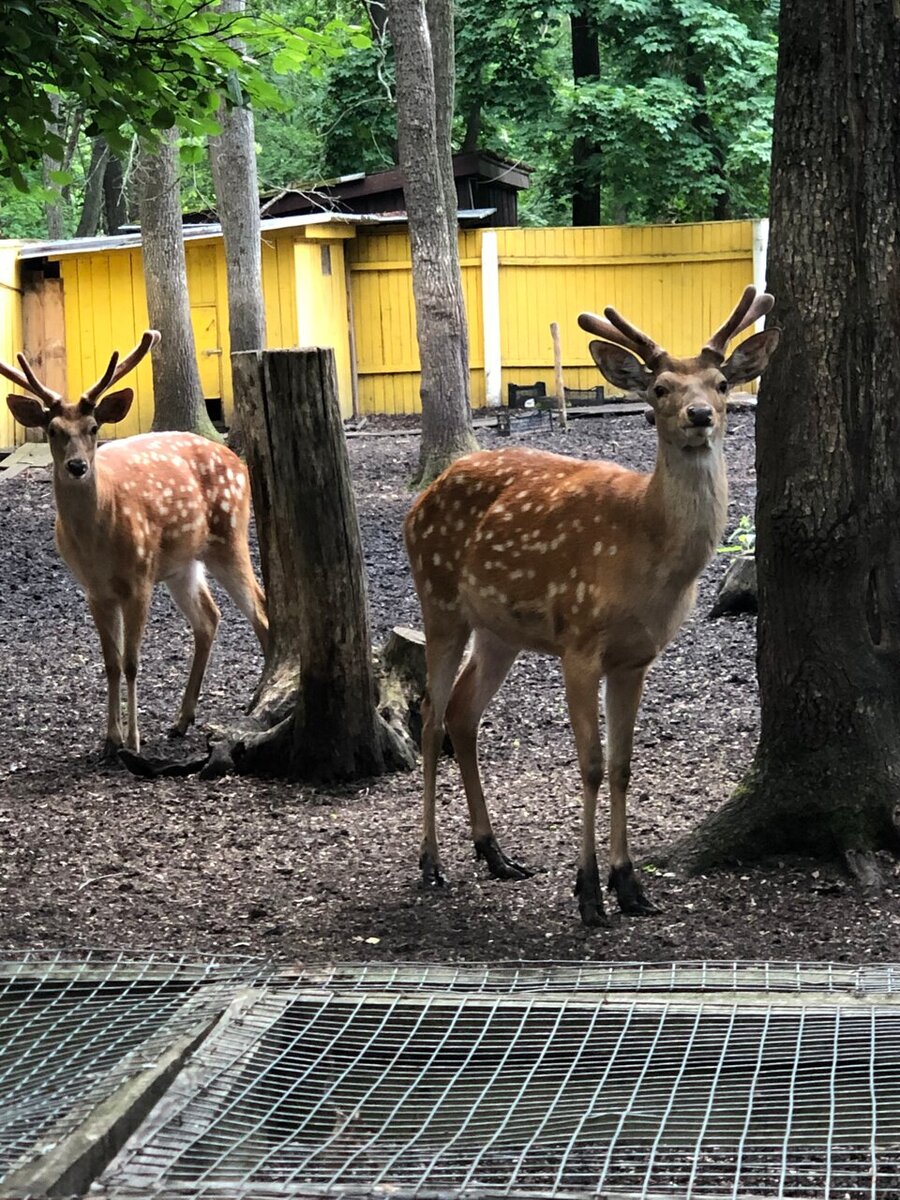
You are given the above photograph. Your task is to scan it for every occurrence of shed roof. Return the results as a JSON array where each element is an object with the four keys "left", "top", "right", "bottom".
[{"left": 15, "top": 208, "right": 497, "bottom": 261}]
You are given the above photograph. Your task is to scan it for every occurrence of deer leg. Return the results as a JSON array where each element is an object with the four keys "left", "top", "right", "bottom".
[
  {"left": 166, "top": 564, "right": 221, "bottom": 737},
  {"left": 605, "top": 665, "right": 657, "bottom": 915},
  {"left": 562, "top": 653, "right": 608, "bottom": 927},
  {"left": 120, "top": 588, "right": 153, "bottom": 753},
  {"left": 205, "top": 543, "right": 268, "bottom": 655},
  {"left": 420, "top": 622, "right": 471, "bottom": 888},
  {"left": 445, "top": 628, "right": 530, "bottom": 881},
  {"left": 88, "top": 597, "right": 124, "bottom": 758}
]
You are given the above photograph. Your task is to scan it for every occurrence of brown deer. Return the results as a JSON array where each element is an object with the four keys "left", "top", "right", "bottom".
[
  {"left": 405, "top": 287, "right": 779, "bottom": 925},
  {"left": 3, "top": 332, "right": 268, "bottom": 757}
]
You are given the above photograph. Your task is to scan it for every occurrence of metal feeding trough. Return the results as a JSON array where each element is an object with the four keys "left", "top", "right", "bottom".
[{"left": 1, "top": 956, "right": 900, "bottom": 1199}]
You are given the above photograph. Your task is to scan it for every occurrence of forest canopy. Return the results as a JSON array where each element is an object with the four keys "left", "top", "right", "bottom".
[{"left": 0, "top": 0, "right": 778, "bottom": 237}]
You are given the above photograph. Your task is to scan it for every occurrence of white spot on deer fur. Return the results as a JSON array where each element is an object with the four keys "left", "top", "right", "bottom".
[
  {"left": 593, "top": 541, "right": 604, "bottom": 555},
  {"left": 226, "top": 468, "right": 234, "bottom": 481},
  {"left": 510, "top": 569, "right": 524, "bottom": 580},
  {"left": 521, "top": 502, "right": 532, "bottom": 513},
  {"left": 433, "top": 552, "right": 442, "bottom": 566},
  {"left": 576, "top": 581, "right": 586, "bottom": 604},
  {"left": 609, "top": 545, "right": 618, "bottom": 555},
  {"left": 162, "top": 487, "right": 173, "bottom": 499},
  {"left": 570, "top": 567, "right": 578, "bottom": 579},
  {"left": 230, "top": 513, "right": 237, "bottom": 528},
  {"left": 221, "top": 499, "right": 231, "bottom": 513},
  {"left": 454, "top": 519, "right": 465, "bottom": 532},
  {"left": 234, "top": 474, "right": 245, "bottom": 492}
]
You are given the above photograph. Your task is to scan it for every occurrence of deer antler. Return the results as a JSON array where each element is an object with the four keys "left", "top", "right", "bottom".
[
  {"left": 80, "top": 330, "right": 161, "bottom": 406},
  {"left": 577, "top": 310, "right": 668, "bottom": 367},
  {"left": 702, "top": 286, "right": 774, "bottom": 362},
  {"left": 0, "top": 353, "right": 63, "bottom": 408}
]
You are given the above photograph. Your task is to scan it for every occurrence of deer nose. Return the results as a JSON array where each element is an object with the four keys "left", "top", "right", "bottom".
[
  {"left": 686, "top": 404, "right": 714, "bottom": 427},
  {"left": 66, "top": 458, "right": 89, "bottom": 478}
]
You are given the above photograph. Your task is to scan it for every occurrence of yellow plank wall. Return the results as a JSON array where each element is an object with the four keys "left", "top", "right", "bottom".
[
  {"left": 5, "top": 220, "right": 757, "bottom": 442},
  {"left": 0, "top": 243, "right": 23, "bottom": 449},
  {"left": 348, "top": 220, "right": 757, "bottom": 414}
]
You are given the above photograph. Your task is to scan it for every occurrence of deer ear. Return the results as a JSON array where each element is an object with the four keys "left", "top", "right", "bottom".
[
  {"left": 721, "top": 329, "right": 781, "bottom": 386},
  {"left": 93, "top": 388, "right": 134, "bottom": 427},
  {"left": 7, "top": 394, "right": 49, "bottom": 429},
  {"left": 589, "top": 340, "right": 653, "bottom": 393}
]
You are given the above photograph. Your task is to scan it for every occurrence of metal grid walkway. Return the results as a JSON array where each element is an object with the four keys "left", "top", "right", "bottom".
[{"left": 1, "top": 956, "right": 900, "bottom": 1199}]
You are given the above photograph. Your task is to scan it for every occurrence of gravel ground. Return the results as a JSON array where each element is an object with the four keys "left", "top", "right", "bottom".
[{"left": 1, "top": 410, "right": 898, "bottom": 964}]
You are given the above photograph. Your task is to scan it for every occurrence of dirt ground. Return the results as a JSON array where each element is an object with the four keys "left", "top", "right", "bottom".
[{"left": 1, "top": 410, "right": 898, "bottom": 965}]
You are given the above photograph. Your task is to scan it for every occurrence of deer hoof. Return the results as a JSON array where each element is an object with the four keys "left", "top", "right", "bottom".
[
  {"left": 475, "top": 836, "right": 533, "bottom": 881},
  {"left": 608, "top": 862, "right": 659, "bottom": 915},
  {"left": 419, "top": 852, "right": 446, "bottom": 889},
  {"left": 100, "top": 737, "right": 124, "bottom": 762},
  {"left": 575, "top": 862, "right": 610, "bottom": 926}
]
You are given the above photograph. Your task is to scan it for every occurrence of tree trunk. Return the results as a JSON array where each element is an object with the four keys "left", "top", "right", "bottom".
[
  {"left": 42, "top": 94, "right": 65, "bottom": 239},
  {"left": 75, "top": 137, "right": 110, "bottom": 239},
  {"left": 669, "top": 0, "right": 900, "bottom": 877},
  {"left": 571, "top": 11, "right": 601, "bottom": 227},
  {"left": 228, "top": 348, "right": 414, "bottom": 781},
  {"left": 136, "top": 130, "right": 220, "bottom": 438},
  {"left": 103, "top": 151, "right": 128, "bottom": 234},
  {"left": 208, "top": 0, "right": 265, "bottom": 455},
  {"left": 387, "top": 0, "right": 478, "bottom": 485}
]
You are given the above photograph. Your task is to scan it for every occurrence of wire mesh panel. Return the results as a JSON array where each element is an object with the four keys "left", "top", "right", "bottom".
[
  {"left": 96, "top": 967, "right": 900, "bottom": 1200},
  {"left": 0, "top": 951, "right": 267, "bottom": 1183}
]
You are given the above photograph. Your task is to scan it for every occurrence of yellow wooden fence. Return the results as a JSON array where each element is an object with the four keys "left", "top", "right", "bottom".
[
  {"left": 1, "top": 218, "right": 762, "bottom": 447},
  {"left": 348, "top": 220, "right": 760, "bottom": 414}
]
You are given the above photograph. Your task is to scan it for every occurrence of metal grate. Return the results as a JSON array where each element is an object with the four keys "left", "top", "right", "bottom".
[
  {"left": 0, "top": 951, "right": 267, "bottom": 1183},
  {"left": 2, "top": 958, "right": 900, "bottom": 1199}
]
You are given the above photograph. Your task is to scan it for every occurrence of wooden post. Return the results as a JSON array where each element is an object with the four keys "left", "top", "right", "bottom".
[
  {"left": 550, "top": 321, "right": 568, "bottom": 431},
  {"left": 230, "top": 346, "right": 413, "bottom": 782}
]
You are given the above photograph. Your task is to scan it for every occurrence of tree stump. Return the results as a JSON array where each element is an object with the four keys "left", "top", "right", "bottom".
[{"left": 222, "top": 348, "right": 413, "bottom": 782}]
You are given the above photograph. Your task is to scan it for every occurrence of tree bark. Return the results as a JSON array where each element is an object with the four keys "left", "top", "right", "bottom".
[
  {"left": 75, "top": 137, "right": 110, "bottom": 239},
  {"left": 387, "top": 0, "right": 478, "bottom": 485},
  {"left": 570, "top": 10, "right": 601, "bottom": 227},
  {"left": 103, "top": 151, "right": 128, "bottom": 234},
  {"left": 208, "top": 0, "right": 265, "bottom": 455},
  {"left": 669, "top": 0, "right": 900, "bottom": 874},
  {"left": 228, "top": 348, "right": 414, "bottom": 781},
  {"left": 136, "top": 130, "right": 220, "bottom": 438}
]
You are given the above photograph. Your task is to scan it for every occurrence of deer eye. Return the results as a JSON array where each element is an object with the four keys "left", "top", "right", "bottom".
[
  {"left": 653, "top": 384, "right": 668, "bottom": 399},
  {"left": 88, "top": 423, "right": 99, "bottom": 436},
  {"left": 716, "top": 380, "right": 729, "bottom": 394}
]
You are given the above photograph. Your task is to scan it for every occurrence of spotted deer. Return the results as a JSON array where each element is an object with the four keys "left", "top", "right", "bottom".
[
  {"left": 405, "top": 287, "right": 779, "bottom": 925},
  {"left": 2, "top": 332, "right": 268, "bottom": 757}
]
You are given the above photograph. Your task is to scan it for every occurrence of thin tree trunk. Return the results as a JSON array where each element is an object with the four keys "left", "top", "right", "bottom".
[
  {"left": 571, "top": 10, "right": 601, "bottom": 226},
  {"left": 42, "top": 94, "right": 65, "bottom": 239},
  {"left": 75, "top": 137, "right": 110, "bottom": 239},
  {"left": 103, "top": 152, "right": 129, "bottom": 234},
  {"left": 137, "top": 130, "right": 220, "bottom": 437},
  {"left": 387, "top": 0, "right": 478, "bottom": 485},
  {"left": 669, "top": 0, "right": 900, "bottom": 880},
  {"left": 208, "top": 0, "right": 265, "bottom": 455}
]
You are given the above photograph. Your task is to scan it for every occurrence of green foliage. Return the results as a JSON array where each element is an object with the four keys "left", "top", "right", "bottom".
[{"left": 718, "top": 514, "right": 756, "bottom": 554}]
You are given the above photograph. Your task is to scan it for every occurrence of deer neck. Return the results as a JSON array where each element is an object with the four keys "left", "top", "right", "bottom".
[{"left": 646, "top": 434, "right": 728, "bottom": 581}]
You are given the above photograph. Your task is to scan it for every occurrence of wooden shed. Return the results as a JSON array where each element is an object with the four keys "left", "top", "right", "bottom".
[
  {"left": 3, "top": 213, "right": 368, "bottom": 447},
  {"left": 1, "top": 217, "right": 768, "bottom": 449}
]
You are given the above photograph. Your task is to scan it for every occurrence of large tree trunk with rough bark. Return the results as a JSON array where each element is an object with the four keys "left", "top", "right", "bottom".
[
  {"left": 387, "top": 0, "right": 478, "bottom": 485},
  {"left": 137, "top": 130, "right": 220, "bottom": 438},
  {"left": 208, "top": 0, "right": 265, "bottom": 455},
  {"left": 225, "top": 348, "right": 415, "bottom": 781},
  {"left": 669, "top": 0, "right": 900, "bottom": 883}
]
